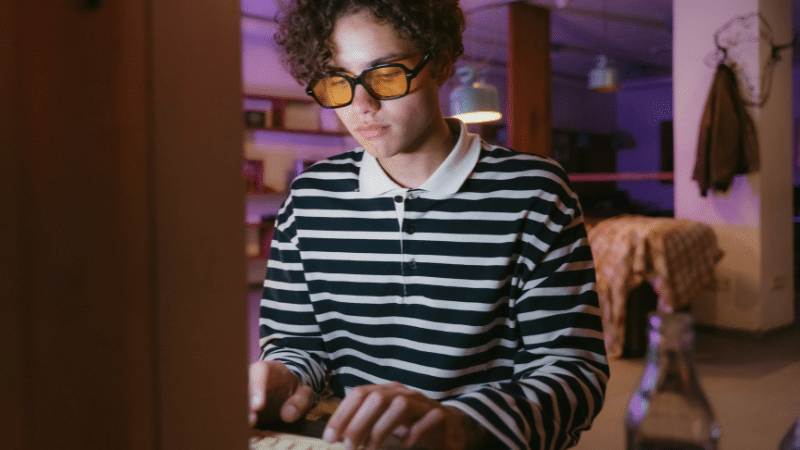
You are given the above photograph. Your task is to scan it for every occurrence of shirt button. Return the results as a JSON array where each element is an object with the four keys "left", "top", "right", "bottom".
[
  {"left": 404, "top": 223, "right": 415, "bottom": 234},
  {"left": 393, "top": 195, "right": 403, "bottom": 203},
  {"left": 408, "top": 259, "right": 417, "bottom": 270}
]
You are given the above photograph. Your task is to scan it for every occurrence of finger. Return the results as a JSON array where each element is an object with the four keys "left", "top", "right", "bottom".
[
  {"left": 342, "top": 391, "right": 393, "bottom": 450},
  {"left": 366, "top": 395, "right": 412, "bottom": 450},
  {"left": 323, "top": 386, "right": 371, "bottom": 444},
  {"left": 280, "top": 384, "right": 316, "bottom": 423},
  {"left": 405, "top": 407, "right": 447, "bottom": 448},
  {"left": 392, "top": 425, "right": 410, "bottom": 440},
  {"left": 248, "top": 363, "right": 267, "bottom": 425}
]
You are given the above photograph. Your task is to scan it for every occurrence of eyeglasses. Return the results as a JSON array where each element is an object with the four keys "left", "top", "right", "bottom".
[{"left": 306, "top": 53, "right": 433, "bottom": 109}]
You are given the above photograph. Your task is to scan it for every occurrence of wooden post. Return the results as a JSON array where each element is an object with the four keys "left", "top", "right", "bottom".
[
  {"left": 507, "top": 2, "right": 551, "bottom": 156},
  {"left": 1, "top": 1, "right": 247, "bottom": 448}
]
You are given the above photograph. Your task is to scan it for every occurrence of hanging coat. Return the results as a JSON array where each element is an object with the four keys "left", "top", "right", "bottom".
[{"left": 692, "top": 63, "right": 760, "bottom": 197}]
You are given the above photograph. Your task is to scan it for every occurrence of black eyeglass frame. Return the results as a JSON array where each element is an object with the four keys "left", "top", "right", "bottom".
[{"left": 305, "top": 53, "right": 433, "bottom": 109}]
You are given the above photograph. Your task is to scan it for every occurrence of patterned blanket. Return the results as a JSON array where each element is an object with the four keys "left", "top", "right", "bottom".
[{"left": 587, "top": 215, "right": 724, "bottom": 358}]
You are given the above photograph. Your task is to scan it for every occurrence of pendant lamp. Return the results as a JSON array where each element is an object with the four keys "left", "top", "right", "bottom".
[
  {"left": 450, "top": 66, "right": 502, "bottom": 124},
  {"left": 588, "top": 55, "right": 619, "bottom": 92},
  {"left": 588, "top": 0, "right": 619, "bottom": 92}
]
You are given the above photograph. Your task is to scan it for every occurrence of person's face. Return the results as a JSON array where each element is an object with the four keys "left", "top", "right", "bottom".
[{"left": 328, "top": 9, "right": 448, "bottom": 162}]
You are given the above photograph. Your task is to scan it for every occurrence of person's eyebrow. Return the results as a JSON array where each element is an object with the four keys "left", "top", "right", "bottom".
[
  {"left": 368, "top": 52, "right": 409, "bottom": 66},
  {"left": 327, "top": 52, "right": 413, "bottom": 73}
]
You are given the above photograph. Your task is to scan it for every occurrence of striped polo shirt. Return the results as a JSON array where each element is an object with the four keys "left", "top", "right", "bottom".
[{"left": 259, "top": 119, "right": 608, "bottom": 450}]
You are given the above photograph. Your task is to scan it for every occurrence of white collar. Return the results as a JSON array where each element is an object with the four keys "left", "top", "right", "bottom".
[{"left": 358, "top": 119, "right": 480, "bottom": 196}]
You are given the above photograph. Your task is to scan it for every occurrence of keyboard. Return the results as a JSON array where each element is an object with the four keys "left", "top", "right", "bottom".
[{"left": 250, "top": 431, "right": 346, "bottom": 450}]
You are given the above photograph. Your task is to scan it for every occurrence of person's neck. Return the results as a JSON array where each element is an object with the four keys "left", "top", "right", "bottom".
[{"left": 378, "top": 118, "right": 455, "bottom": 189}]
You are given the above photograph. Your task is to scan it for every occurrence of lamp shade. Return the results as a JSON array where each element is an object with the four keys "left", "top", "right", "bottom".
[
  {"left": 588, "top": 55, "right": 619, "bottom": 92},
  {"left": 450, "top": 66, "right": 502, "bottom": 124}
]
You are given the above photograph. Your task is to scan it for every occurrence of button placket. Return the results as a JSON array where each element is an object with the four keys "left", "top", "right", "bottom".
[
  {"left": 391, "top": 190, "right": 409, "bottom": 298},
  {"left": 402, "top": 192, "right": 425, "bottom": 296}
]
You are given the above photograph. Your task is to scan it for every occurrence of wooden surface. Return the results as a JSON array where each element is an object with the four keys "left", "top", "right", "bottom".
[
  {"left": 507, "top": 2, "right": 551, "bottom": 156},
  {"left": 1, "top": 1, "right": 248, "bottom": 449}
]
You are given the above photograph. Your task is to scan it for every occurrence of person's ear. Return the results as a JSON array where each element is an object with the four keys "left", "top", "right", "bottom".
[{"left": 433, "top": 53, "right": 455, "bottom": 87}]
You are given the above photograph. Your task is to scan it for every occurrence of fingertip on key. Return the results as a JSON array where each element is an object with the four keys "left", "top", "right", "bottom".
[
  {"left": 323, "top": 427, "right": 337, "bottom": 443},
  {"left": 250, "top": 393, "right": 262, "bottom": 409},
  {"left": 282, "top": 405, "right": 298, "bottom": 422}
]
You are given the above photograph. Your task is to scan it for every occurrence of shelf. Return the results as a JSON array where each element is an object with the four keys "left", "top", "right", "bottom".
[
  {"left": 244, "top": 125, "right": 348, "bottom": 137},
  {"left": 248, "top": 258, "right": 269, "bottom": 287},
  {"left": 244, "top": 93, "right": 305, "bottom": 102},
  {"left": 247, "top": 192, "right": 287, "bottom": 201},
  {"left": 246, "top": 193, "right": 285, "bottom": 224},
  {"left": 245, "top": 216, "right": 275, "bottom": 262},
  {"left": 243, "top": 93, "right": 348, "bottom": 136}
]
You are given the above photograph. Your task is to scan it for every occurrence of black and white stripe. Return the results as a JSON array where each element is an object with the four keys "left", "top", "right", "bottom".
[{"left": 260, "top": 142, "right": 608, "bottom": 450}]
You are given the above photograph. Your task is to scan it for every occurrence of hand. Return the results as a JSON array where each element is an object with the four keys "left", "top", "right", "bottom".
[
  {"left": 322, "top": 382, "right": 483, "bottom": 450},
  {"left": 248, "top": 360, "right": 316, "bottom": 427}
]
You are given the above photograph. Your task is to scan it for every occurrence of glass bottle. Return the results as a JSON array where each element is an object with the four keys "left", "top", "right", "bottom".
[
  {"left": 779, "top": 415, "right": 800, "bottom": 450},
  {"left": 626, "top": 312, "right": 720, "bottom": 450}
]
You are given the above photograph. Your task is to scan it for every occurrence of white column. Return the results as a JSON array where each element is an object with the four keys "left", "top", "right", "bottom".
[{"left": 674, "top": 0, "right": 794, "bottom": 331}]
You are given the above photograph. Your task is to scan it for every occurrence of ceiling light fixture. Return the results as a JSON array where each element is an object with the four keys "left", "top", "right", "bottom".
[
  {"left": 588, "top": 0, "right": 619, "bottom": 92},
  {"left": 450, "top": 66, "right": 502, "bottom": 124},
  {"left": 588, "top": 55, "right": 619, "bottom": 92}
]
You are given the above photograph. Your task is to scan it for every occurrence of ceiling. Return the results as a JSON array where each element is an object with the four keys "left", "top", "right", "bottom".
[
  {"left": 458, "top": 0, "right": 673, "bottom": 83},
  {"left": 241, "top": 0, "right": 799, "bottom": 85}
]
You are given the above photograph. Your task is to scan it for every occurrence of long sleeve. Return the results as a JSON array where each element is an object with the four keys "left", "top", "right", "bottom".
[
  {"left": 442, "top": 176, "right": 608, "bottom": 450},
  {"left": 259, "top": 194, "right": 329, "bottom": 394}
]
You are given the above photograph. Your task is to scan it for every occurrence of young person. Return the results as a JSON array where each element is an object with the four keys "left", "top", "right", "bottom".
[{"left": 248, "top": 1, "right": 609, "bottom": 449}]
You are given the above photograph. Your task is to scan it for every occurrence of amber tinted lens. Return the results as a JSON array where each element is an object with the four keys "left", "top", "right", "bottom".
[
  {"left": 364, "top": 66, "right": 407, "bottom": 98},
  {"left": 311, "top": 76, "right": 353, "bottom": 107}
]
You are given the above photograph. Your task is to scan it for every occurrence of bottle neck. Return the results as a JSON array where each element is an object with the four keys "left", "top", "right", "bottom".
[{"left": 641, "top": 314, "right": 698, "bottom": 391}]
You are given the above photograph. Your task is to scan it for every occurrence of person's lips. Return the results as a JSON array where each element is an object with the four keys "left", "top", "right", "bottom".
[{"left": 355, "top": 124, "right": 390, "bottom": 139}]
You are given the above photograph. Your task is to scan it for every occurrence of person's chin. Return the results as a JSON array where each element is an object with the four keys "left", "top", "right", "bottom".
[
  {"left": 357, "top": 137, "right": 398, "bottom": 159},
  {"left": 363, "top": 144, "right": 399, "bottom": 161}
]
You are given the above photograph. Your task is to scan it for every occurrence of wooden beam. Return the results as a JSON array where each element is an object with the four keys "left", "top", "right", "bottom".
[
  {"left": 507, "top": 2, "right": 551, "bottom": 156},
  {"left": 1, "top": 1, "right": 247, "bottom": 448}
]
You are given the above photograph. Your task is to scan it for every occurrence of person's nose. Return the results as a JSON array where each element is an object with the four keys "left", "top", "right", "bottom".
[{"left": 350, "top": 84, "right": 380, "bottom": 114}]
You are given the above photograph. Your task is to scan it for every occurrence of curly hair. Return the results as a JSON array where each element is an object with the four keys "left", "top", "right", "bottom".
[{"left": 274, "top": 0, "right": 465, "bottom": 86}]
